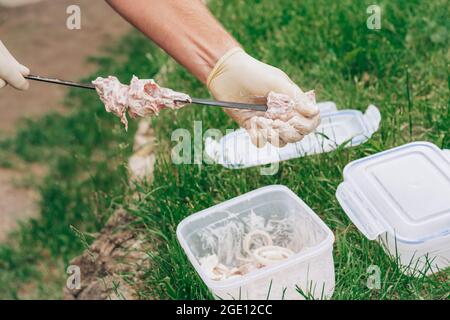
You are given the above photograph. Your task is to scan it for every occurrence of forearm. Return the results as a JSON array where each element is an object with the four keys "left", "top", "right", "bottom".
[{"left": 106, "top": 0, "right": 239, "bottom": 83}]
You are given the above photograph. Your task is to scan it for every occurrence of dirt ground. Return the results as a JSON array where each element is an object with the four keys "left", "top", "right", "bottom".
[{"left": 0, "top": 0, "right": 131, "bottom": 241}]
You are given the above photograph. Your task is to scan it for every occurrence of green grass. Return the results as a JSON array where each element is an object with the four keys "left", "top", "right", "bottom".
[
  {"left": 0, "top": 0, "right": 449, "bottom": 299},
  {"left": 131, "top": 0, "right": 449, "bottom": 299}
]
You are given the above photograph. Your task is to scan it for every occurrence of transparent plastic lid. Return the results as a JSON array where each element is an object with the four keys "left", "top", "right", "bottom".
[
  {"left": 337, "top": 142, "right": 450, "bottom": 242},
  {"left": 205, "top": 102, "right": 381, "bottom": 169}
]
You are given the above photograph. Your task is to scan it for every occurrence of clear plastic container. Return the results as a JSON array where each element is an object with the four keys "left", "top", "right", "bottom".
[
  {"left": 177, "top": 185, "right": 335, "bottom": 300},
  {"left": 205, "top": 102, "right": 381, "bottom": 168},
  {"left": 336, "top": 142, "right": 450, "bottom": 275}
]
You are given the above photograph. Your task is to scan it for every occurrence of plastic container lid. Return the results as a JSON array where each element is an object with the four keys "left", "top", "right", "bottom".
[
  {"left": 336, "top": 142, "right": 450, "bottom": 242},
  {"left": 205, "top": 102, "right": 381, "bottom": 168}
]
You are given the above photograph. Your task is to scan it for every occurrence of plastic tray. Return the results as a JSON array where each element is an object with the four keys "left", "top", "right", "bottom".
[{"left": 205, "top": 102, "right": 381, "bottom": 169}]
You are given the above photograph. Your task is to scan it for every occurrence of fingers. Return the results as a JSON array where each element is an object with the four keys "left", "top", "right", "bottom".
[
  {"left": 0, "top": 78, "right": 6, "bottom": 89},
  {"left": 207, "top": 50, "right": 319, "bottom": 148},
  {"left": 5, "top": 71, "right": 29, "bottom": 90},
  {"left": 247, "top": 117, "right": 304, "bottom": 148},
  {"left": 257, "top": 117, "right": 287, "bottom": 148},
  {"left": 242, "top": 72, "right": 320, "bottom": 148},
  {"left": 247, "top": 112, "right": 318, "bottom": 148},
  {"left": 273, "top": 119, "right": 304, "bottom": 144},
  {"left": 7, "top": 64, "right": 30, "bottom": 90},
  {"left": 248, "top": 117, "right": 267, "bottom": 148},
  {"left": 0, "top": 41, "right": 30, "bottom": 90},
  {"left": 270, "top": 71, "right": 319, "bottom": 118},
  {"left": 19, "top": 64, "right": 30, "bottom": 76},
  {"left": 287, "top": 113, "right": 321, "bottom": 135},
  {"left": 289, "top": 84, "right": 319, "bottom": 118}
]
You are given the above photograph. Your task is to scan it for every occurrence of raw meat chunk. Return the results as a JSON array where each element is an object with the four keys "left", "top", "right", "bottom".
[{"left": 93, "top": 75, "right": 192, "bottom": 130}]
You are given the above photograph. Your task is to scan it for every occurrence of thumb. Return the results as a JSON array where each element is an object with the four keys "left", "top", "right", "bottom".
[
  {"left": 7, "top": 71, "right": 29, "bottom": 90},
  {"left": 19, "top": 64, "right": 30, "bottom": 76}
]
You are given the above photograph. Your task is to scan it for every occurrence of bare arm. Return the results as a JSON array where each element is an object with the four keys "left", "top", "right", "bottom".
[{"left": 106, "top": 0, "right": 239, "bottom": 83}]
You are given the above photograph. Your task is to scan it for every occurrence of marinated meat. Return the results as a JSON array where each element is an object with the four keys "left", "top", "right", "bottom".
[
  {"left": 264, "top": 90, "right": 316, "bottom": 120},
  {"left": 265, "top": 92, "right": 295, "bottom": 119},
  {"left": 92, "top": 76, "right": 130, "bottom": 128},
  {"left": 248, "top": 89, "right": 319, "bottom": 146},
  {"left": 93, "top": 76, "right": 192, "bottom": 130}
]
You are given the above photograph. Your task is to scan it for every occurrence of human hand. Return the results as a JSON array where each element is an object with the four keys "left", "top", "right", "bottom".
[
  {"left": 207, "top": 48, "right": 320, "bottom": 147},
  {"left": 0, "top": 41, "right": 30, "bottom": 90}
]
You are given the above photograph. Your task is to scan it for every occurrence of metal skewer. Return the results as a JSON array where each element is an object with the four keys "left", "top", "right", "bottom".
[
  {"left": 24, "top": 74, "right": 267, "bottom": 111},
  {"left": 25, "top": 74, "right": 96, "bottom": 90}
]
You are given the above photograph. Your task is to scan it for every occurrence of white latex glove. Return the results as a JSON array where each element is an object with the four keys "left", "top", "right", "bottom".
[
  {"left": 207, "top": 47, "right": 320, "bottom": 147},
  {"left": 0, "top": 40, "right": 30, "bottom": 90}
]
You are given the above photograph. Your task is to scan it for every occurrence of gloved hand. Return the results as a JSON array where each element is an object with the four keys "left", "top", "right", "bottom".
[
  {"left": 207, "top": 47, "right": 320, "bottom": 147},
  {"left": 0, "top": 41, "right": 30, "bottom": 90}
]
